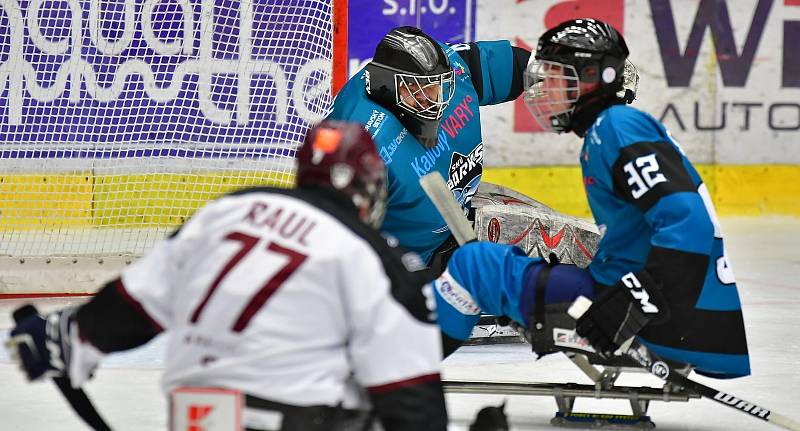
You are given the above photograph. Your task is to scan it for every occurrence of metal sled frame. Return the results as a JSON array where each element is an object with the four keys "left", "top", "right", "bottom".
[{"left": 443, "top": 352, "right": 700, "bottom": 429}]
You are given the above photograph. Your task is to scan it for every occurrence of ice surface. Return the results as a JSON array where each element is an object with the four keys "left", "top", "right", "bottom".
[{"left": 1, "top": 217, "right": 798, "bottom": 430}]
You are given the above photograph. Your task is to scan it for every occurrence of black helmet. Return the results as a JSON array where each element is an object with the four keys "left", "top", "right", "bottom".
[
  {"left": 524, "top": 19, "right": 638, "bottom": 134},
  {"left": 365, "top": 26, "right": 455, "bottom": 148},
  {"left": 296, "top": 121, "right": 387, "bottom": 228}
]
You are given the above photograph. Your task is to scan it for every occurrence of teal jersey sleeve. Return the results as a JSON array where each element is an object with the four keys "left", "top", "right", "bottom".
[
  {"left": 448, "top": 41, "right": 529, "bottom": 106},
  {"left": 432, "top": 242, "right": 541, "bottom": 340}
]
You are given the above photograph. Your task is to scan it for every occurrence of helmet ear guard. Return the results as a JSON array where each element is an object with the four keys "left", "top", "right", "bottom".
[
  {"left": 363, "top": 63, "right": 397, "bottom": 107},
  {"left": 576, "top": 52, "right": 626, "bottom": 89}
]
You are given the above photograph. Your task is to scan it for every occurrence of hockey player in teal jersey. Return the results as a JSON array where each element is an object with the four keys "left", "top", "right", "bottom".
[
  {"left": 327, "top": 26, "right": 531, "bottom": 267},
  {"left": 432, "top": 19, "right": 750, "bottom": 379}
]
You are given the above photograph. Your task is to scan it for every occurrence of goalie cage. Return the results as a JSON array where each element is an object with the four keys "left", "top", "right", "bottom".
[{"left": 0, "top": 0, "right": 348, "bottom": 295}]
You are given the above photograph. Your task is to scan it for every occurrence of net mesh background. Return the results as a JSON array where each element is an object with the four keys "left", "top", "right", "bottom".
[{"left": 0, "top": 0, "right": 335, "bottom": 257}]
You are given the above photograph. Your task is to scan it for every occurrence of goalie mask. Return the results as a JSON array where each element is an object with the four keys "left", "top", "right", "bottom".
[
  {"left": 296, "top": 121, "right": 388, "bottom": 228},
  {"left": 524, "top": 18, "right": 639, "bottom": 134},
  {"left": 365, "top": 26, "right": 455, "bottom": 148}
]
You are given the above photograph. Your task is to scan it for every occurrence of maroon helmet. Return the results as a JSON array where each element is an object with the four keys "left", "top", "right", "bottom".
[{"left": 296, "top": 120, "right": 387, "bottom": 228}]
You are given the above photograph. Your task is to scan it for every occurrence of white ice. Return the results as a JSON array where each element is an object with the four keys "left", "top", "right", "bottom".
[{"left": 1, "top": 217, "right": 799, "bottom": 430}]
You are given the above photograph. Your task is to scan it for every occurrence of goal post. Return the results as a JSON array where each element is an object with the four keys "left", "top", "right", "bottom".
[{"left": 0, "top": 0, "right": 349, "bottom": 295}]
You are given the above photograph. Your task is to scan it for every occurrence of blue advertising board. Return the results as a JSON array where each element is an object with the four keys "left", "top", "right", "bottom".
[
  {"left": 347, "top": 0, "right": 477, "bottom": 75},
  {"left": 0, "top": 0, "right": 476, "bottom": 152},
  {"left": 0, "top": 0, "right": 333, "bottom": 150}
]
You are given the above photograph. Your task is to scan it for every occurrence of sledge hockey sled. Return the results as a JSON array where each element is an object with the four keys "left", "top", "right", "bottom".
[
  {"left": 454, "top": 183, "right": 700, "bottom": 428},
  {"left": 444, "top": 349, "right": 700, "bottom": 429}
]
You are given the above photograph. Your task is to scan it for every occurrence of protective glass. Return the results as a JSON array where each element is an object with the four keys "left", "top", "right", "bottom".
[
  {"left": 395, "top": 71, "right": 456, "bottom": 120},
  {"left": 523, "top": 59, "right": 580, "bottom": 132}
]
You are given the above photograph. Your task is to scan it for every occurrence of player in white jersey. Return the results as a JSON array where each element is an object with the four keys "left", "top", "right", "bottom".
[{"left": 6, "top": 121, "right": 447, "bottom": 431}]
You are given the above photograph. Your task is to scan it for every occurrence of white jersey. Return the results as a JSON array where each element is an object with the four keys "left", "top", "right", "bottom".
[{"left": 115, "top": 188, "right": 441, "bottom": 408}]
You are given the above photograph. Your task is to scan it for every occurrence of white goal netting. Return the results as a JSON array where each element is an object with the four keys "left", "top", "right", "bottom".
[
  {"left": 0, "top": 0, "right": 344, "bottom": 293},
  {"left": 0, "top": 0, "right": 340, "bottom": 269}
]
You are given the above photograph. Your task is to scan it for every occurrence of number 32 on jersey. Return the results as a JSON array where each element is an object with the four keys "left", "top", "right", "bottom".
[
  {"left": 623, "top": 153, "right": 667, "bottom": 199},
  {"left": 622, "top": 152, "right": 736, "bottom": 285}
]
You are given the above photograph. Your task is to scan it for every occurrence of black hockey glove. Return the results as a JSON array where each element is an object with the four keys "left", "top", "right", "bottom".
[
  {"left": 5, "top": 304, "right": 74, "bottom": 381},
  {"left": 575, "top": 271, "right": 668, "bottom": 358}
]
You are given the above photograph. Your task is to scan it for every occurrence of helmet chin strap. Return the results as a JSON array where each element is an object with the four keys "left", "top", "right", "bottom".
[{"left": 566, "top": 88, "right": 624, "bottom": 137}]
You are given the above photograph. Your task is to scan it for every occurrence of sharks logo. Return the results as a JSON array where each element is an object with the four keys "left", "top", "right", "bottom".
[{"left": 447, "top": 143, "right": 483, "bottom": 207}]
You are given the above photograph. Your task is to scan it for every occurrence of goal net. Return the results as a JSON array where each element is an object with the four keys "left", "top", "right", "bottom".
[{"left": 0, "top": 0, "right": 347, "bottom": 293}]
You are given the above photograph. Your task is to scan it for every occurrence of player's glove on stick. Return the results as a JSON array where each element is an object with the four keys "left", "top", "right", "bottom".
[
  {"left": 5, "top": 305, "right": 75, "bottom": 381},
  {"left": 575, "top": 271, "right": 668, "bottom": 358}
]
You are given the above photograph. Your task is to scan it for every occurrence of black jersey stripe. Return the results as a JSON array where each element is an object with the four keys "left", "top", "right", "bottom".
[
  {"left": 611, "top": 141, "right": 696, "bottom": 212},
  {"left": 455, "top": 43, "right": 484, "bottom": 102},
  {"left": 640, "top": 307, "right": 749, "bottom": 355}
]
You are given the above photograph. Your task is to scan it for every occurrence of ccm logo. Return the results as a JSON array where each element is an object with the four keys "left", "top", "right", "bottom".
[{"left": 620, "top": 273, "right": 659, "bottom": 314}]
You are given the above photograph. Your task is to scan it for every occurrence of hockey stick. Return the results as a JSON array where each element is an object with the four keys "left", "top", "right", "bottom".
[
  {"left": 567, "top": 297, "right": 800, "bottom": 431},
  {"left": 13, "top": 305, "right": 112, "bottom": 431},
  {"left": 419, "top": 171, "right": 476, "bottom": 245}
]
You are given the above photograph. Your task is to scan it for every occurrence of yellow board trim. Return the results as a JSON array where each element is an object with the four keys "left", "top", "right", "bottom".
[
  {"left": 1, "top": 165, "right": 798, "bottom": 230},
  {"left": 484, "top": 165, "right": 800, "bottom": 217},
  {"left": 0, "top": 173, "right": 94, "bottom": 229},
  {"left": 1, "top": 172, "right": 292, "bottom": 230}
]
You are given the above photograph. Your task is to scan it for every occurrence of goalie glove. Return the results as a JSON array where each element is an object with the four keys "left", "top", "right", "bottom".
[
  {"left": 5, "top": 305, "right": 76, "bottom": 381},
  {"left": 575, "top": 271, "right": 668, "bottom": 358}
]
